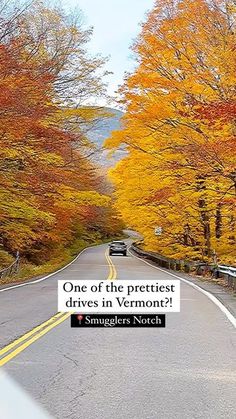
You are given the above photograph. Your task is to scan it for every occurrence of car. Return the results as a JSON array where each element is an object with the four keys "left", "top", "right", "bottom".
[{"left": 109, "top": 241, "right": 127, "bottom": 256}]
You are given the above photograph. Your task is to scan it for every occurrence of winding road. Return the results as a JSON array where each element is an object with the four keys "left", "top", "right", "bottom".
[{"left": 0, "top": 241, "right": 236, "bottom": 419}]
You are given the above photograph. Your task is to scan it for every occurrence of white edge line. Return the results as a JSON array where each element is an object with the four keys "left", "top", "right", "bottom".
[
  {"left": 0, "top": 245, "right": 96, "bottom": 293},
  {"left": 128, "top": 247, "right": 236, "bottom": 329}
]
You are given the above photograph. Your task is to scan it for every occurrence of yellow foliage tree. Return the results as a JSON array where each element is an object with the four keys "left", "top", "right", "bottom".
[{"left": 106, "top": 0, "right": 236, "bottom": 264}]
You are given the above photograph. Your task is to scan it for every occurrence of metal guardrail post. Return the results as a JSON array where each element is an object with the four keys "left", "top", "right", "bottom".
[
  {"left": 131, "top": 243, "right": 236, "bottom": 290},
  {"left": 214, "top": 265, "right": 236, "bottom": 289}
]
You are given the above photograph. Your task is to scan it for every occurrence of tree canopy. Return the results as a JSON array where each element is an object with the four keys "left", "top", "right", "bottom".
[
  {"left": 106, "top": 0, "right": 236, "bottom": 264},
  {"left": 0, "top": 0, "right": 121, "bottom": 264}
]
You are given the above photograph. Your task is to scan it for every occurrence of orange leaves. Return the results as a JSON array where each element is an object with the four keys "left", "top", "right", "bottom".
[
  {"left": 0, "top": 43, "right": 54, "bottom": 143},
  {"left": 0, "top": 3, "right": 114, "bottom": 262}
]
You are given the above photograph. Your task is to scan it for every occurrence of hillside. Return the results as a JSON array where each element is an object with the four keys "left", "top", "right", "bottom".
[{"left": 86, "top": 108, "right": 126, "bottom": 167}]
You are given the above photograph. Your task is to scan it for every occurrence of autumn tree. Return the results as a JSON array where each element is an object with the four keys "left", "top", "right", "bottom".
[
  {"left": 0, "top": 0, "right": 119, "bottom": 265},
  {"left": 106, "top": 0, "right": 236, "bottom": 263}
]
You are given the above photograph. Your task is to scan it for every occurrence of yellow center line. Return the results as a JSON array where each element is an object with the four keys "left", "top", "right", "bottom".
[
  {"left": 0, "top": 313, "right": 71, "bottom": 367},
  {"left": 0, "top": 246, "right": 118, "bottom": 367},
  {"left": 0, "top": 312, "right": 64, "bottom": 357},
  {"left": 105, "top": 249, "right": 117, "bottom": 280}
]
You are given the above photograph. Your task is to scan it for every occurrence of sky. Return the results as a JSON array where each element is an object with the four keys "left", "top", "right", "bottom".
[{"left": 64, "top": 0, "right": 155, "bottom": 101}]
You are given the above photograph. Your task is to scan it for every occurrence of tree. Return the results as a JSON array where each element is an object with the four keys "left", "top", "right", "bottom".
[
  {"left": 106, "top": 0, "right": 236, "bottom": 263},
  {"left": 0, "top": 1, "right": 117, "bottom": 264}
]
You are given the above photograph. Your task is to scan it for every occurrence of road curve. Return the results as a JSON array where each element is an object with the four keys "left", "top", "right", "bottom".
[{"left": 0, "top": 242, "right": 236, "bottom": 419}]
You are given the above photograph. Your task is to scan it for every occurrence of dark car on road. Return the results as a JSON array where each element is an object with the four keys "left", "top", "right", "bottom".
[{"left": 109, "top": 241, "right": 127, "bottom": 256}]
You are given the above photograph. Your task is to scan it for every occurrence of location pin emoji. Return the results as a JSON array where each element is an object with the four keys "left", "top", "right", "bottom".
[{"left": 77, "top": 314, "right": 84, "bottom": 324}]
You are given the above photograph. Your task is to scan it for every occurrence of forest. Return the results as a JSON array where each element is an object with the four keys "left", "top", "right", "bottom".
[
  {"left": 0, "top": 0, "right": 122, "bottom": 277},
  {"left": 1, "top": 0, "right": 235, "bottom": 279},
  {"left": 106, "top": 0, "right": 236, "bottom": 265}
]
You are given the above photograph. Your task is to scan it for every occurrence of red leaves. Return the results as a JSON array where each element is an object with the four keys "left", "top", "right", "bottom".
[
  {"left": 196, "top": 100, "right": 236, "bottom": 122},
  {"left": 0, "top": 35, "right": 110, "bottom": 259}
]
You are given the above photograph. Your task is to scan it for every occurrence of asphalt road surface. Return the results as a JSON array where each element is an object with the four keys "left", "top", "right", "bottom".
[{"left": 0, "top": 242, "right": 236, "bottom": 419}]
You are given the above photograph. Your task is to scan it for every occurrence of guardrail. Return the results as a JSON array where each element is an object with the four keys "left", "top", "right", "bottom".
[
  {"left": 131, "top": 243, "right": 236, "bottom": 290},
  {"left": 214, "top": 265, "right": 236, "bottom": 290},
  {"left": 0, "top": 251, "right": 20, "bottom": 279}
]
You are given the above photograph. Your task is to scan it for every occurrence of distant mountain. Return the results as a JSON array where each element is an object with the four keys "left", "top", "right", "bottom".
[{"left": 86, "top": 107, "right": 126, "bottom": 167}]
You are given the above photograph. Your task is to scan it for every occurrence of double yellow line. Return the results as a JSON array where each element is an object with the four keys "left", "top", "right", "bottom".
[
  {"left": 105, "top": 249, "right": 117, "bottom": 280},
  {"left": 0, "top": 312, "right": 71, "bottom": 367},
  {"left": 0, "top": 249, "right": 117, "bottom": 367}
]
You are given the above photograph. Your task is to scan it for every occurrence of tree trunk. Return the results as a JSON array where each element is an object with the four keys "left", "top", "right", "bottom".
[
  {"left": 197, "top": 176, "right": 211, "bottom": 258},
  {"left": 215, "top": 203, "right": 222, "bottom": 239}
]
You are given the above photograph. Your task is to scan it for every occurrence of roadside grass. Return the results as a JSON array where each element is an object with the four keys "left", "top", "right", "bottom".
[
  {"left": 0, "top": 234, "right": 125, "bottom": 287},
  {"left": 0, "top": 250, "right": 15, "bottom": 269}
]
